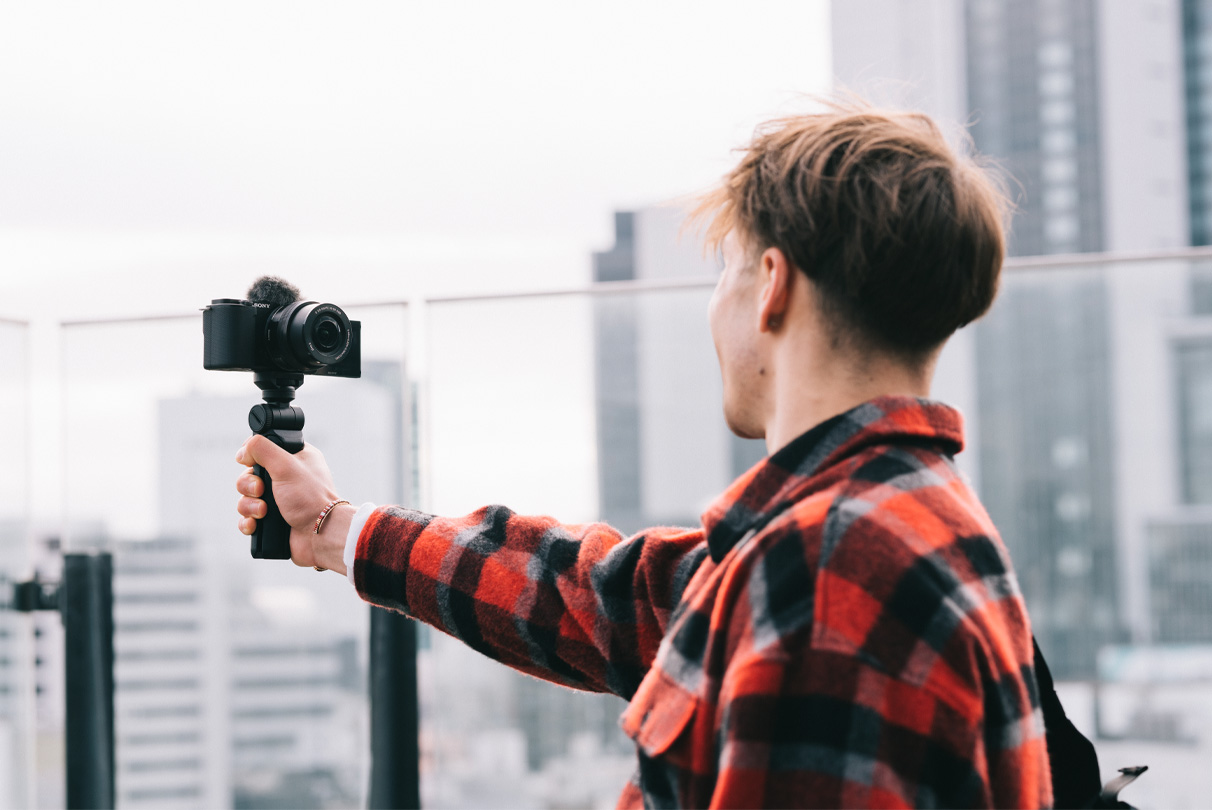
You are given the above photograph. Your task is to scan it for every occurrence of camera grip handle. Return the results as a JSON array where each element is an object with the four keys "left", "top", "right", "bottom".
[
  {"left": 251, "top": 463, "right": 294, "bottom": 559},
  {"left": 247, "top": 403, "right": 305, "bottom": 560}
]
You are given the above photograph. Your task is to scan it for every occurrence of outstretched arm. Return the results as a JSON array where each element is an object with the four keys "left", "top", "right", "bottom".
[
  {"left": 235, "top": 435, "right": 710, "bottom": 699},
  {"left": 354, "top": 504, "right": 707, "bottom": 697}
]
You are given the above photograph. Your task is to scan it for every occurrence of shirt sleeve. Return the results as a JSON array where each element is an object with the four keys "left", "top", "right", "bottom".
[
  {"left": 351, "top": 503, "right": 710, "bottom": 698},
  {"left": 344, "top": 502, "right": 377, "bottom": 586}
]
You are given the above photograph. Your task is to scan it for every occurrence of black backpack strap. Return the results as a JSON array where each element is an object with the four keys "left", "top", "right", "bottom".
[
  {"left": 1095, "top": 766, "right": 1148, "bottom": 809},
  {"left": 1034, "top": 636, "right": 1103, "bottom": 808}
]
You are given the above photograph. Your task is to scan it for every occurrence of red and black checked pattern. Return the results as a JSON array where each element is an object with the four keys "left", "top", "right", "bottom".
[{"left": 354, "top": 397, "right": 1051, "bottom": 808}]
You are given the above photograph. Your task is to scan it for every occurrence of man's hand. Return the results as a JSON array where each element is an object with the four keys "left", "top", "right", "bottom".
[{"left": 235, "top": 436, "right": 353, "bottom": 574}]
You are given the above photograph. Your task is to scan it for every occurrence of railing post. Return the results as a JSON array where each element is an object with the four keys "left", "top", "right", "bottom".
[
  {"left": 61, "top": 553, "right": 115, "bottom": 810},
  {"left": 368, "top": 606, "right": 421, "bottom": 809}
]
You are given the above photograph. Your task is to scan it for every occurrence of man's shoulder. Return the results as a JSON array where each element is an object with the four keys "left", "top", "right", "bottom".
[
  {"left": 817, "top": 440, "right": 1004, "bottom": 572},
  {"left": 762, "top": 439, "right": 1000, "bottom": 568},
  {"left": 737, "top": 442, "right": 1030, "bottom": 686}
]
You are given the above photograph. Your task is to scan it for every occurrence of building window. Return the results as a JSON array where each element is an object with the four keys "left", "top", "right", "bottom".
[
  {"left": 1177, "top": 339, "right": 1212, "bottom": 502},
  {"left": 1045, "top": 215, "right": 1080, "bottom": 244},
  {"left": 1043, "top": 157, "right": 1079, "bottom": 184},
  {"left": 1148, "top": 520, "right": 1212, "bottom": 641},
  {"left": 1044, "top": 186, "right": 1080, "bottom": 213}
]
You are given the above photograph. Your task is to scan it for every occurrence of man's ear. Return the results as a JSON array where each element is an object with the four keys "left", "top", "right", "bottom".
[{"left": 758, "top": 246, "right": 794, "bottom": 333}]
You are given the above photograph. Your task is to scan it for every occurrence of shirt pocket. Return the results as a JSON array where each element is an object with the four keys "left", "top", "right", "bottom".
[{"left": 620, "top": 668, "right": 700, "bottom": 761}]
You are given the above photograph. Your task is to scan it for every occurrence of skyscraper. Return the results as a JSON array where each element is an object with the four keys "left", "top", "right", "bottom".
[
  {"left": 1185, "top": 0, "right": 1212, "bottom": 244},
  {"left": 112, "top": 536, "right": 218, "bottom": 808},
  {"left": 592, "top": 208, "right": 765, "bottom": 536},
  {"left": 832, "top": 0, "right": 1189, "bottom": 256},
  {"left": 971, "top": 271, "right": 1124, "bottom": 675}
]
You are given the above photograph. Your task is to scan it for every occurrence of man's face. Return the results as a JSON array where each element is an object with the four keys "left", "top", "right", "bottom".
[{"left": 708, "top": 231, "right": 767, "bottom": 440}]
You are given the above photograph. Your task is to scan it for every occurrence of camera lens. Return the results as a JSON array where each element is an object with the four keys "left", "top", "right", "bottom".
[
  {"left": 314, "top": 316, "right": 341, "bottom": 352},
  {"left": 268, "top": 301, "right": 352, "bottom": 370}
]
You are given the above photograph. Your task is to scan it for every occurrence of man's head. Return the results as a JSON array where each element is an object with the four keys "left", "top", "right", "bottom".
[{"left": 696, "top": 100, "right": 1009, "bottom": 442}]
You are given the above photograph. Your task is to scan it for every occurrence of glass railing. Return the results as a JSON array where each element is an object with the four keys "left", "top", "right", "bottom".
[
  {"left": 964, "top": 251, "right": 1212, "bottom": 809},
  {"left": 0, "top": 318, "right": 33, "bottom": 809},
  {"left": 418, "top": 253, "right": 1212, "bottom": 810},
  {"left": 419, "top": 286, "right": 766, "bottom": 808},
  {"left": 59, "top": 304, "right": 409, "bottom": 809},
  {"left": 14, "top": 247, "right": 1212, "bottom": 809}
]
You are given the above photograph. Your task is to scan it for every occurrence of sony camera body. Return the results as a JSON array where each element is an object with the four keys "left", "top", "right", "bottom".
[{"left": 203, "top": 297, "right": 361, "bottom": 378}]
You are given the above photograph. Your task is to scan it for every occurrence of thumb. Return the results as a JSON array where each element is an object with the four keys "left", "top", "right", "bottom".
[{"left": 237, "top": 434, "right": 297, "bottom": 477}]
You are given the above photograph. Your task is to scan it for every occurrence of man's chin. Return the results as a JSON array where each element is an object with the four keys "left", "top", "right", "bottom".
[{"left": 724, "top": 412, "right": 764, "bottom": 441}]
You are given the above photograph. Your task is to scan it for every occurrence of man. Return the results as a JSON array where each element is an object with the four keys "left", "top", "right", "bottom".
[{"left": 235, "top": 101, "right": 1052, "bottom": 808}]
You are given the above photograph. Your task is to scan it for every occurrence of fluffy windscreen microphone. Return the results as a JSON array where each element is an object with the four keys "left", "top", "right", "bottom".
[{"left": 247, "top": 276, "right": 301, "bottom": 307}]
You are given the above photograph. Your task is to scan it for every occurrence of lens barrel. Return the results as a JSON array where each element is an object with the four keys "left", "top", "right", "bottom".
[{"left": 268, "top": 301, "right": 352, "bottom": 369}]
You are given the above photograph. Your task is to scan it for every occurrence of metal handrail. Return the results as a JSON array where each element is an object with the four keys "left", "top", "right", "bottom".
[{"left": 52, "top": 244, "right": 1212, "bottom": 329}]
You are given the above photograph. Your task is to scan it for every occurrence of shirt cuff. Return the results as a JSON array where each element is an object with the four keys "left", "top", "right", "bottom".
[{"left": 345, "top": 502, "right": 377, "bottom": 586}]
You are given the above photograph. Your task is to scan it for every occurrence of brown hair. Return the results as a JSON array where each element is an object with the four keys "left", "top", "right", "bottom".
[{"left": 692, "top": 99, "right": 1009, "bottom": 355}]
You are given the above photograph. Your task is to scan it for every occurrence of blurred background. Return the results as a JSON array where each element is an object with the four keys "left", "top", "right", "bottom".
[{"left": 1, "top": 1, "right": 1210, "bottom": 808}]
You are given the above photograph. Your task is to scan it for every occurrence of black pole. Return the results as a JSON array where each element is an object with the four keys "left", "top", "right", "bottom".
[
  {"left": 61, "top": 553, "right": 115, "bottom": 810},
  {"left": 368, "top": 607, "right": 420, "bottom": 809}
]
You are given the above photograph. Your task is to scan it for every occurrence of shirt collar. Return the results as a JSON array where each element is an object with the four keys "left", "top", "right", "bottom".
[{"left": 700, "top": 396, "right": 965, "bottom": 563}]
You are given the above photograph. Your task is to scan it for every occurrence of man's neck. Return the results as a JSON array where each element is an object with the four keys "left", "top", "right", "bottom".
[{"left": 763, "top": 351, "right": 937, "bottom": 455}]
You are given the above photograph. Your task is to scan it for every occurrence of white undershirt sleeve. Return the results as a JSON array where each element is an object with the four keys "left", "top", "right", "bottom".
[{"left": 344, "top": 502, "right": 377, "bottom": 586}]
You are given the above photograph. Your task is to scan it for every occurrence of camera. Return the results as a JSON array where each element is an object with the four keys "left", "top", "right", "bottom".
[
  {"left": 203, "top": 279, "right": 362, "bottom": 560},
  {"left": 202, "top": 297, "right": 361, "bottom": 377}
]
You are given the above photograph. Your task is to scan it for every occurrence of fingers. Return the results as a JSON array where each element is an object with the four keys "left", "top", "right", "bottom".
[
  {"left": 238, "top": 495, "right": 266, "bottom": 520},
  {"left": 235, "top": 437, "right": 338, "bottom": 543},
  {"left": 235, "top": 470, "right": 266, "bottom": 536},
  {"left": 236, "top": 434, "right": 296, "bottom": 477},
  {"left": 237, "top": 472, "right": 264, "bottom": 498},
  {"left": 236, "top": 493, "right": 267, "bottom": 536}
]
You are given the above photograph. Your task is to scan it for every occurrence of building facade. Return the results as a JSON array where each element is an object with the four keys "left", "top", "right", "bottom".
[
  {"left": 1185, "top": 0, "right": 1212, "bottom": 244},
  {"left": 832, "top": 0, "right": 1189, "bottom": 256}
]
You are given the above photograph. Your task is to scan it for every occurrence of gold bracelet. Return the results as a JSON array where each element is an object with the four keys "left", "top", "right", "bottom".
[
  {"left": 311, "top": 499, "right": 351, "bottom": 572},
  {"left": 313, "top": 499, "right": 351, "bottom": 534}
]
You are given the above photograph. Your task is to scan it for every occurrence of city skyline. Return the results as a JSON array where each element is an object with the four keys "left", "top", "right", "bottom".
[{"left": 7, "top": 3, "right": 1212, "bottom": 807}]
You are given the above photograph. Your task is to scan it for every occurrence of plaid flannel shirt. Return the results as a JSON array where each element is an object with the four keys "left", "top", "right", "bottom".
[{"left": 353, "top": 396, "right": 1051, "bottom": 808}]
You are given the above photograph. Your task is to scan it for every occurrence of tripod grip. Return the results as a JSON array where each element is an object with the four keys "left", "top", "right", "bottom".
[
  {"left": 251, "top": 463, "right": 293, "bottom": 559},
  {"left": 247, "top": 402, "right": 305, "bottom": 561}
]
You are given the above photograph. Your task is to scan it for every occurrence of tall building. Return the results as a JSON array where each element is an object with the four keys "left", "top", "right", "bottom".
[
  {"left": 969, "top": 272, "right": 1124, "bottom": 675},
  {"left": 830, "top": 0, "right": 968, "bottom": 128},
  {"left": 592, "top": 208, "right": 765, "bottom": 536},
  {"left": 110, "top": 531, "right": 370, "bottom": 810},
  {"left": 1147, "top": 517, "right": 1212, "bottom": 642},
  {"left": 966, "top": 0, "right": 1106, "bottom": 255},
  {"left": 228, "top": 612, "right": 365, "bottom": 807},
  {"left": 1186, "top": 0, "right": 1212, "bottom": 244},
  {"left": 832, "top": 0, "right": 1189, "bottom": 256},
  {"left": 112, "top": 536, "right": 217, "bottom": 808},
  {"left": 127, "top": 362, "right": 407, "bottom": 808}
]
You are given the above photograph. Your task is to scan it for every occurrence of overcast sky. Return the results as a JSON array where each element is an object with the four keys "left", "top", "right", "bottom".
[
  {"left": 0, "top": 1, "right": 833, "bottom": 531},
  {"left": 0, "top": 1, "right": 832, "bottom": 321}
]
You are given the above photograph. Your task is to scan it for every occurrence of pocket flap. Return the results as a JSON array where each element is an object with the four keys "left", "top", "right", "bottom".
[{"left": 620, "top": 669, "right": 699, "bottom": 758}]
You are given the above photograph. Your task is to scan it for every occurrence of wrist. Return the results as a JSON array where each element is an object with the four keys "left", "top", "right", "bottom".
[{"left": 312, "top": 502, "right": 355, "bottom": 575}]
